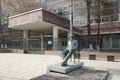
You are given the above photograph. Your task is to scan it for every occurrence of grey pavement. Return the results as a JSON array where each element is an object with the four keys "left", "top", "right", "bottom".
[{"left": 0, "top": 53, "right": 119, "bottom": 80}]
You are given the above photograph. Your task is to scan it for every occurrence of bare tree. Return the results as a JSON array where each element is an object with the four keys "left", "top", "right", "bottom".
[
  {"left": 93, "top": 0, "right": 118, "bottom": 51},
  {"left": 84, "top": 0, "right": 93, "bottom": 48},
  {"left": 2, "top": 0, "right": 40, "bottom": 16},
  {"left": 0, "top": 0, "right": 2, "bottom": 26},
  {"left": 0, "top": 0, "right": 42, "bottom": 48},
  {"left": 93, "top": 0, "right": 103, "bottom": 51},
  {"left": 85, "top": 0, "right": 92, "bottom": 36}
]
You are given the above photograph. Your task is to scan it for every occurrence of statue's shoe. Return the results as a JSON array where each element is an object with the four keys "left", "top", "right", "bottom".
[{"left": 61, "top": 62, "right": 67, "bottom": 66}]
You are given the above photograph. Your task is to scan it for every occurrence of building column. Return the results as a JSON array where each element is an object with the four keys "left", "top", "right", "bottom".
[
  {"left": 23, "top": 30, "right": 29, "bottom": 53},
  {"left": 41, "top": 34, "right": 44, "bottom": 51},
  {"left": 119, "top": 14, "right": 120, "bottom": 21},
  {"left": 53, "top": 27, "right": 59, "bottom": 50}
]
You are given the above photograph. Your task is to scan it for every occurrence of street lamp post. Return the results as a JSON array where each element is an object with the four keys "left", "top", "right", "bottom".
[
  {"left": 69, "top": 0, "right": 73, "bottom": 40},
  {"left": 0, "top": 0, "right": 2, "bottom": 26},
  {"left": 0, "top": 0, "right": 3, "bottom": 49}
]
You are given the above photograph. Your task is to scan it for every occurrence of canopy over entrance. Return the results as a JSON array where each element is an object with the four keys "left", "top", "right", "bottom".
[{"left": 9, "top": 8, "right": 81, "bottom": 35}]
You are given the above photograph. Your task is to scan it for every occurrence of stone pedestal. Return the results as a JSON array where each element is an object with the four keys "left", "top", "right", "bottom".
[
  {"left": 32, "top": 66, "right": 109, "bottom": 80},
  {"left": 47, "top": 62, "right": 84, "bottom": 74}
]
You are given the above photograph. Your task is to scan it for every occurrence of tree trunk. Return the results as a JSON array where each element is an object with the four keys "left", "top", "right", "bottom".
[
  {"left": 86, "top": 0, "right": 91, "bottom": 48},
  {"left": 87, "top": 2, "right": 91, "bottom": 36},
  {"left": 97, "top": 2, "right": 101, "bottom": 51}
]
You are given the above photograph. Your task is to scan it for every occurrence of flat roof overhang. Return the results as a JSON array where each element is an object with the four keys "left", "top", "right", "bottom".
[{"left": 9, "top": 8, "right": 81, "bottom": 35}]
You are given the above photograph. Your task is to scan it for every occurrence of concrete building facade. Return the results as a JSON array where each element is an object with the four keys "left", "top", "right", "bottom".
[
  {"left": 9, "top": 8, "right": 80, "bottom": 52},
  {"left": 8, "top": 0, "right": 120, "bottom": 53},
  {"left": 43, "top": 0, "right": 120, "bottom": 52}
]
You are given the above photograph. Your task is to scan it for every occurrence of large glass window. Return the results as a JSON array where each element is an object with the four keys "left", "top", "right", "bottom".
[
  {"left": 112, "top": 37, "right": 120, "bottom": 48},
  {"left": 28, "top": 39, "right": 41, "bottom": 50},
  {"left": 102, "top": 37, "right": 112, "bottom": 48},
  {"left": 102, "top": 16, "right": 110, "bottom": 22},
  {"left": 110, "top": 15, "right": 119, "bottom": 21},
  {"left": 102, "top": 36, "right": 120, "bottom": 48}
]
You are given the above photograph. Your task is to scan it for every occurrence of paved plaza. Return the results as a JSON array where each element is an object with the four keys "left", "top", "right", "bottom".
[{"left": 0, "top": 53, "right": 120, "bottom": 80}]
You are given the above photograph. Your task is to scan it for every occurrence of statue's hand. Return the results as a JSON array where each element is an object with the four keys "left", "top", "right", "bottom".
[{"left": 69, "top": 48, "right": 72, "bottom": 53}]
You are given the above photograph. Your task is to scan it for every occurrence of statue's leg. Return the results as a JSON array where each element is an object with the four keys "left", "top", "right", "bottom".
[
  {"left": 61, "top": 49, "right": 69, "bottom": 59},
  {"left": 61, "top": 49, "right": 74, "bottom": 66}
]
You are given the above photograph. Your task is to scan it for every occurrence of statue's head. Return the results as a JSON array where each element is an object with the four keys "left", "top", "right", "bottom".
[{"left": 68, "top": 34, "right": 75, "bottom": 40}]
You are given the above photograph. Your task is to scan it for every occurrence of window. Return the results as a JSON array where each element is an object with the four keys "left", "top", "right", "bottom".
[
  {"left": 102, "top": 37, "right": 112, "bottom": 48},
  {"left": 94, "top": 17, "right": 101, "bottom": 23},
  {"left": 45, "top": 0, "right": 51, "bottom": 2},
  {"left": 73, "top": 21, "right": 81, "bottom": 26},
  {"left": 57, "top": 8, "right": 62, "bottom": 15},
  {"left": 47, "top": 6, "right": 53, "bottom": 11},
  {"left": 110, "top": 0, "right": 118, "bottom": 2},
  {"left": 102, "top": 36, "right": 120, "bottom": 48},
  {"left": 58, "top": 8, "right": 62, "bottom": 12},
  {"left": 101, "top": 1, "right": 119, "bottom": 16},
  {"left": 62, "top": 6, "right": 68, "bottom": 12},
  {"left": 112, "top": 37, "right": 120, "bottom": 48},
  {"left": 90, "top": 18, "right": 94, "bottom": 23},
  {"left": 110, "top": 15, "right": 119, "bottom": 21},
  {"left": 102, "top": 16, "right": 109, "bottom": 22},
  {"left": 74, "top": 2, "right": 80, "bottom": 9},
  {"left": 53, "top": 8, "right": 57, "bottom": 13}
]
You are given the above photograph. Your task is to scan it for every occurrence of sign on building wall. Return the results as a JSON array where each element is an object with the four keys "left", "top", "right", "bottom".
[{"left": 48, "top": 41, "right": 52, "bottom": 45}]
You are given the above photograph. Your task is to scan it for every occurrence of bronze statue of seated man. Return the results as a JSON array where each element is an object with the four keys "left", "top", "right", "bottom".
[{"left": 61, "top": 35, "right": 78, "bottom": 66}]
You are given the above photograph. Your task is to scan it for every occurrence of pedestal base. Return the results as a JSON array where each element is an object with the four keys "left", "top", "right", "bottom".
[
  {"left": 47, "top": 62, "right": 84, "bottom": 74},
  {"left": 31, "top": 67, "right": 109, "bottom": 80}
]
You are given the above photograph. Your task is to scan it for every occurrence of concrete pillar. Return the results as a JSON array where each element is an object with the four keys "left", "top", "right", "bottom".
[
  {"left": 23, "top": 30, "right": 29, "bottom": 53},
  {"left": 59, "top": 39, "right": 62, "bottom": 50},
  {"left": 41, "top": 34, "right": 44, "bottom": 51},
  {"left": 53, "top": 27, "right": 59, "bottom": 50},
  {"left": 119, "top": 14, "right": 120, "bottom": 21},
  {"left": 110, "top": 37, "right": 112, "bottom": 48}
]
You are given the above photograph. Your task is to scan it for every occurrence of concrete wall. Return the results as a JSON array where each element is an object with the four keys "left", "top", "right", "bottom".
[{"left": 0, "top": 49, "right": 24, "bottom": 53}]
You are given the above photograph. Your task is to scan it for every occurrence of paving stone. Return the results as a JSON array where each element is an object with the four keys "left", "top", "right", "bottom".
[{"left": 0, "top": 53, "right": 119, "bottom": 80}]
